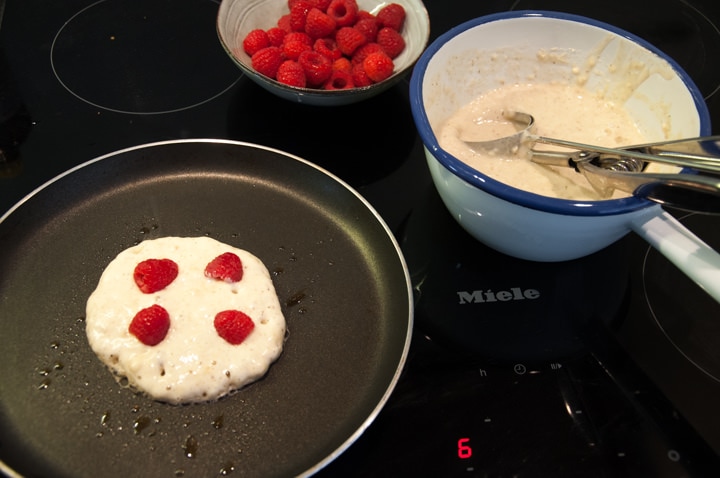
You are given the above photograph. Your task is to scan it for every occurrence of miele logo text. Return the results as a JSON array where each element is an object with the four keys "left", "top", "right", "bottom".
[{"left": 457, "top": 287, "right": 540, "bottom": 304}]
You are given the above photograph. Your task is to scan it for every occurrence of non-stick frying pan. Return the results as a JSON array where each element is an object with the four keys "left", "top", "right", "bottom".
[{"left": 0, "top": 140, "right": 413, "bottom": 477}]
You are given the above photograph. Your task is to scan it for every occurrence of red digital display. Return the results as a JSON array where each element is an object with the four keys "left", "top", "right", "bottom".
[{"left": 457, "top": 437, "right": 472, "bottom": 459}]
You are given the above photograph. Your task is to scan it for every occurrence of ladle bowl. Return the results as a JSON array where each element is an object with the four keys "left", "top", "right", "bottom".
[
  {"left": 463, "top": 111, "right": 720, "bottom": 209},
  {"left": 409, "top": 11, "right": 720, "bottom": 303},
  {"left": 464, "top": 111, "right": 720, "bottom": 174}
]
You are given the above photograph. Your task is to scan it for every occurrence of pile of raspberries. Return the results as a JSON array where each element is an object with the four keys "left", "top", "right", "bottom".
[{"left": 239, "top": 0, "right": 407, "bottom": 89}]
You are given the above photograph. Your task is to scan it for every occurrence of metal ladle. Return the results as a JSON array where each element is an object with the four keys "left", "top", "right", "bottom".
[{"left": 463, "top": 111, "right": 720, "bottom": 213}]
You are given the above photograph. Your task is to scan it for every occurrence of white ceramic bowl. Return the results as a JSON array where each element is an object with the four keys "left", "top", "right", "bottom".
[
  {"left": 410, "top": 11, "right": 720, "bottom": 302},
  {"left": 217, "top": 0, "right": 430, "bottom": 106}
]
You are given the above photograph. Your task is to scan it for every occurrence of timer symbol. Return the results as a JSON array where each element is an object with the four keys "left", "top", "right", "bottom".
[{"left": 513, "top": 364, "right": 527, "bottom": 375}]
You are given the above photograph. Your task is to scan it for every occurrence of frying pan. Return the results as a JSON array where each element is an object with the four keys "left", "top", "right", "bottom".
[{"left": 0, "top": 139, "right": 413, "bottom": 477}]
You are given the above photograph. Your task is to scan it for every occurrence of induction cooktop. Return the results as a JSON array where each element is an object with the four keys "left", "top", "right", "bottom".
[{"left": 1, "top": 0, "right": 720, "bottom": 476}]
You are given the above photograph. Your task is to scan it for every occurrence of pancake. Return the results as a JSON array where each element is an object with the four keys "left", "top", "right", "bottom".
[{"left": 85, "top": 236, "right": 286, "bottom": 404}]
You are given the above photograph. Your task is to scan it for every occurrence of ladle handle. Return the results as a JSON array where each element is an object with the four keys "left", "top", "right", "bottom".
[
  {"left": 642, "top": 135, "right": 720, "bottom": 158},
  {"left": 630, "top": 207, "right": 720, "bottom": 304},
  {"left": 578, "top": 163, "right": 720, "bottom": 214},
  {"left": 532, "top": 136, "right": 720, "bottom": 173}
]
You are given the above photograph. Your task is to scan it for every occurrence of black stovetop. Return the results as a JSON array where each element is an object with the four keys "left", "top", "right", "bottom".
[{"left": 2, "top": 0, "right": 720, "bottom": 476}]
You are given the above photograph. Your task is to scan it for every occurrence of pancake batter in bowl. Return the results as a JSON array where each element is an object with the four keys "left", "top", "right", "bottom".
[{"left": 439, "top": 82, "right": 677, "bottom": 201}]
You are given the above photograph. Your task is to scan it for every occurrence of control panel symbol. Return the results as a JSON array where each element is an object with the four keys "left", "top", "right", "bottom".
[{"left": 513, "top": 363, "right": 527, "bottom": 375}]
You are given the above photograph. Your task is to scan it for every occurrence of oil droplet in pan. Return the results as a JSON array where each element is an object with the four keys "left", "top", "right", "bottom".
[
  {"left": 100, "top": 411, "right": 111, "bottom": 426},
  {"left": 286, "top": 291, "right": 306, "bottom": 307},
  {"left": 219, "top": 462, "right": 235, "bottom": 475},
  {"left": 133, "top": 416, "right": 151, "bottom": 434},
  {"left": 183, "top": 435, "right": 198, "bottom": 458},
  {"left": 212, "top": 414, "right": 224, "bottom": 429}
]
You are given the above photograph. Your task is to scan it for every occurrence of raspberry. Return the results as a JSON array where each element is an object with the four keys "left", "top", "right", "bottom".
[
  {"left": 298, "top": 50, "right": 333, "bottom": 86},
  {"left": 314, "top": 37, "right": 341, "bottom": 61},
  {"left": 311, "top": 0, "right": 332, "bottom": 10},
  {"left": 332, "top": 56, "right": 352, "bottom": 73},
  {"left": 283, "top": 31, "right": 312, "bottom": 45},
  {"left": 335, "top": 26, "right": 366, "bottom": 56},
  {"left": 351, "top": 42, "right": 383, "bottom": 65},
  {"left": 283, "top": 40, "right": 312, "bottom": 60},
  {"left": 133, "top": 258, "right": 178, "bottom": 294},
  {"left": 326, "top": 0, "right": 358, "bottom": 27},
  {"left": 376, "top": 3, "right": 406, "bottom": 31},
  {"left": 266, "top": 27, "right": 287, "bottom": 47},
  {"left": 214, "top": 310, "right": 255, "bottom": 345},
  {"left": 290, "top": 0, "right": 313, "bottom": 31},
  {"left": 356, "top": 10, "right": 374, "bottom": 21},
  {"left": 354, "top": 17, "right": 378, "bottom": 42},
  {"left": 277, "top": 14, "right": 293, "bottom": 32},
  {"left": 324, "top": 69, "right": 354, "bottom": 89},
  {"left": 129, "top": 305, "right": 171, "bottom": 346},
  {"left": 243, "top": 29, "right": 270, "bottom": 56},
  {"left": 305, "top": 8, "right": 336, "bottom": 39},
  {"left": 251, "top": 46, "right": 283, "bottom": 78},
  {"left": 351, "top": 62, "right": 373, "bottom": 87},
  {"left": 277, "top": 60, "right": 307, "bottom": 87},
  {"left": 204, "top": 252, "right": 244, "bottom": 283},
  {"left": 377, "top": 27, "right": 405, "bottom": 59},
  {"left": 363, "top": 51, "right": 394, "bottom": 82}
]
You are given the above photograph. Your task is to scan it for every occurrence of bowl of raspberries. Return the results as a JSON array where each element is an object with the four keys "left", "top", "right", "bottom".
[{"left": 217, "top": 0, "right": 430, "bottom": 105}]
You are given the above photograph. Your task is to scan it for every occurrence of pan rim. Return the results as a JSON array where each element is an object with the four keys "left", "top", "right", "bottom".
[{"left": 0, "top": 138, "right": 414, "bottom": 477}]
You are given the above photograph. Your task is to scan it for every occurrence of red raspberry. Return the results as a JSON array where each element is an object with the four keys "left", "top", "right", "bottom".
[
  {"left": 283, "top": 40, "right": 312, "bottom": 60},
  {"left": 326, "top": 0, "right": 358, "bottom": 27},
  {"left": 314, "top": 37, "right": 341, "bottom": 61},
  {"left": 332, "top": 56, "right": 352, "bottom": 73},
  {"left": 305, "top": 8, "right": 336, "bottom": 39},
  {"left": 214, "top": 310, "right": 255, "bottom": 345},
  {"left": 311, "top": 0, "right": 332, "bottom": 10},
  {"left": 351, "top": 42, "right": 383, "bottom": 65},
  {"left": 290, "top": 0, "right": 313, "bottom": 31},
  {"left": 298, "top": 50, "right": 333, "bottom": 86},
  {"left": 357, "top": 10, "right": 374, "bottom": 20},
  {"left": 251, "top": 46, "right": 283, "bottom": 78},
  {"left": 376, "top": 3, "right": 406, "bottom": 31},
  {"left": 335, "top": 26, "right": 366, "bottom": 56},
  {"left": 363, "top": 51, "right": 394, "bottom": 82},
  {"left": 129, "top": 305, "right": 171, "bottom": 346},
  {"left": 204, "top": 252, "right": 244, "bottom": 283},
  {"left": 277, "top": 60, "right": 307, "bottom": 87},
  {"left": 133, "top": 258, "right": 178, "bottom": 294},
  {"left": 277, "top": 14, "right": 293, "bottom": 32},
  {"left": 283, "top": 31, "right": 312, "bottom": 45},
  {"left": 266, "top": 27, "right": 287, "bottom": 47},
  {"left": 351, "top": 62, "right": 373, "bottom": 87},
  {"left": 324, "top": 69, "right": 354, "bottom": 89},
  {"left": 377, "top": 27, "right": 405, "bottom": 59},
  {"left": 243, "top": 29, "right": 270, "bottom": 56},
  {"left": 354, "top": 17, "right": 379, "bottom": 42}
]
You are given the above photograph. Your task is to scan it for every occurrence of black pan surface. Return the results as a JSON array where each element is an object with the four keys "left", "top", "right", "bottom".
[{"left": 0, "top": 140, "right": 413, "bottom": 477}]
